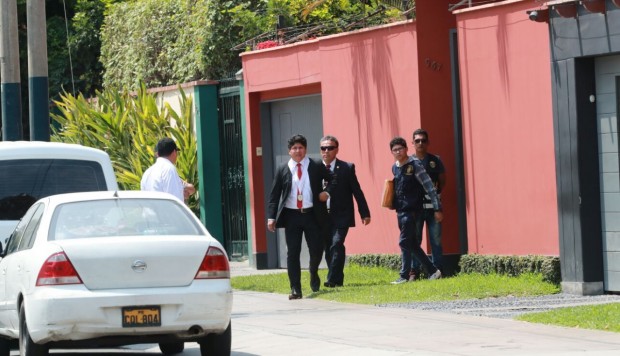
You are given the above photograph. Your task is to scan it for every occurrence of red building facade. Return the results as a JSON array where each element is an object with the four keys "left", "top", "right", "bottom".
[{"left": 239, "top": 0, "right": 620, "bottom": 294}]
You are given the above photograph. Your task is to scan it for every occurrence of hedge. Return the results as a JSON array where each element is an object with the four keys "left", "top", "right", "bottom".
[{"left": 348, "top": 254, "right": 561, "bottom": 285}]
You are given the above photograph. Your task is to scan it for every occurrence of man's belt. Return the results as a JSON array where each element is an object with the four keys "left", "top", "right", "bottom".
[{"left": 286, "top": 207, "right": 314, "bottom": 214}]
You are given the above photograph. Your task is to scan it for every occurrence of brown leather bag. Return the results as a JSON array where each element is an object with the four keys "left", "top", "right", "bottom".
[{"left": 381, "top": 179, "right": 394, "bottom": 209}]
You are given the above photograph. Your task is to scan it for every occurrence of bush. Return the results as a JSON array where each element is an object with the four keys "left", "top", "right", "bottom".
[
  {"left": 348, "top": 253, "right": 561, "bottom": 285},
  {"left": 50, "top": 83, "right": 199, "bottom": 215},
  {"left": 459, "top": 254, "right": 561, "bottom": 285},
  {"left": 348, "top": 254, "right": 401, "bottom": 271}
]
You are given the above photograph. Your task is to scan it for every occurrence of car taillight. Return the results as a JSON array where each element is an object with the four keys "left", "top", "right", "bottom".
[
  {"left": 195, "top": 247, "right": 230, "bottom": 279},
  {"left": 36, "top": 252, "right": 83, "bottom": 286}
]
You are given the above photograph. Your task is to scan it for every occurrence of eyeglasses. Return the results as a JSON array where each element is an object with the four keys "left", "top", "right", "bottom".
[
  {"left": 391, "top": 147, "right": 405, "bottom": 153},
  {"left": 414, "top": 138, "right": 428, "bottom": 144},
  {"left": 320, "top": 146, "right": 337, "bottom": 152}
]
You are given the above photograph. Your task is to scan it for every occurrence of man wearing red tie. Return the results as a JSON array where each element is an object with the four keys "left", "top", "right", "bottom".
[{"left": 267, "top": 134, "right": 333, "bottom": 300}]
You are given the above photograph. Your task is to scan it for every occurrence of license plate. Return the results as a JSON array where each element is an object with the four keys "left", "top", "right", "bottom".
[{"left": 122, "top": 306, "right": 161, "bottom": 327}]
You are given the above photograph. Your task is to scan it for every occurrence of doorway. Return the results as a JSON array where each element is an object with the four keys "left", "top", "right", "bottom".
[
  {"left": 267, "top": 95, "right": 324, "bottom": 268},
  {"left": 594, "top": 55, "right": 620, "bottom": 292}
]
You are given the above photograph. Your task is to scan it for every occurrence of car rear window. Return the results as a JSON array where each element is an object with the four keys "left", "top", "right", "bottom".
[
  {"left": 0, "top": 159, "right": 108, "bottom": 221},
  {"left": 50, "top": 198, "right": 203, "bottom": 240}
]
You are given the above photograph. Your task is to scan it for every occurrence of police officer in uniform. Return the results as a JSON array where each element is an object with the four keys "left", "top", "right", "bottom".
[
  {"left": 389, "top": 137, "right": 442, "bottom": 284},
  {"left": 409, "top": 129, "right": 446, "bottom": 280}
]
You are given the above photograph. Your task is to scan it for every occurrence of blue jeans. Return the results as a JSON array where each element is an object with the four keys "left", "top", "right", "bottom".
[
  {"left": 411, "top": 209, "right": 443, "bottom": 272},
  {"left": 397, "top": 211, "right": 437, "bottom": 279}
]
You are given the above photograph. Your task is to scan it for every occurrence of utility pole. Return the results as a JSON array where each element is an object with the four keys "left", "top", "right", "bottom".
[
  {"left": 0, "top": 0, "right": 23, "bottom": 141},
  {"left": 27, "top": 0, "right": 49, "bottom": 141}
]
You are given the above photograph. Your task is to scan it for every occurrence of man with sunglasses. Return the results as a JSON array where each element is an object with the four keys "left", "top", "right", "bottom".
[
  {"left": 389, "top": 136, "right": 443, "bottom": 284},
  {"left": 319, "top": 135, "right": 371, "bottom": 288},
  {"left": 409, "top": 129, "right": 446, "bottom": 280}
]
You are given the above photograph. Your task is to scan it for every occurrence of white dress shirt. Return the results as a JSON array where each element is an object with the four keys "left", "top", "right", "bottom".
[
  {"left": 140, "top": 157, "right": 184, "bottom": 202},
  {"left": 284, "top": 157, "right": 313, "bottom": 209}
]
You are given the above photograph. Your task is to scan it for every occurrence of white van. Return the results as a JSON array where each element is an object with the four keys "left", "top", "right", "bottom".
[{"left": 0, "top": 142, "right": 118, "bottom": 240}]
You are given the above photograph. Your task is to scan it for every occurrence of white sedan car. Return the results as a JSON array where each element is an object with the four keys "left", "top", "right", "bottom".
[{"left": 0, "top": 191, "right": 233, "bottom": 356}]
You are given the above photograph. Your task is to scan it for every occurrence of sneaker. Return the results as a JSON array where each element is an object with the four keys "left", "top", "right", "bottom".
[
  {"left": 391, "top": 277, "right": 408, "bottom": 285},
  {"left": 429, "top": 269, "right": 442, "bottom": 280}
]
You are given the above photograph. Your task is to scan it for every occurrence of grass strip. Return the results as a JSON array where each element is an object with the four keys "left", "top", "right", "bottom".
[
  {"left": 517, "top": 303, "right": 620, "bottom": 332},
  {"left": 231, "top": 264, "right": 559, "bottom": 304}
]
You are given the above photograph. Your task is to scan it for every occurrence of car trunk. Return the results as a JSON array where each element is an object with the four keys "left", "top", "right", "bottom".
[{"left": 55, "top": 236, "right": 210, "bottom": 290}]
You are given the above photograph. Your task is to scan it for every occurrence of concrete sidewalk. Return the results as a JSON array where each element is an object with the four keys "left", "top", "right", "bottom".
[
  {"left": 232, "top": 290, "right": 620, "bottom": 355},
  {"left": 230, "top": 260, "right": 620, "bottom": 355}
]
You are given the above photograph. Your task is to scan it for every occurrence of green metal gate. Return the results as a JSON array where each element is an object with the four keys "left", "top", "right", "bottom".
[{"left": 218, "top": 77, "right": 248, "bottom": 259}]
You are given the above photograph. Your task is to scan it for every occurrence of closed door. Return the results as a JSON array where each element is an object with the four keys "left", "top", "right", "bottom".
[
  {"left": 595, "top": 56, "right": 620, "bottom": 292},
  {"left": 270, "top": 95, "right": 324, "bottom": 268}
]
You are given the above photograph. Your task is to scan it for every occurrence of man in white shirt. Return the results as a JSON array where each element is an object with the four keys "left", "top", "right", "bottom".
[{"left": 141, "top": 137, "right": 190, "bottom": 202}]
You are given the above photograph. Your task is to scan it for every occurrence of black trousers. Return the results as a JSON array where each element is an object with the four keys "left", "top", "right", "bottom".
[
  {"left": 324, "top": 225, "right": 350, "bottom": 285},
  {"left": 283, "top": 209, "right": 323, "bottom": 290}
]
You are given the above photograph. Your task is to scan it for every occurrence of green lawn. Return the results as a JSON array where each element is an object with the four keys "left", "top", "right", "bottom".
[
  {"left": 232, "top": 264, "right": 620, "bottom": 333},
  {"left": 232, "top": 264, "right": 559, "bottom": 304},
  {"left": 516, "top": 303, "right": 620, "bottom": 332}
]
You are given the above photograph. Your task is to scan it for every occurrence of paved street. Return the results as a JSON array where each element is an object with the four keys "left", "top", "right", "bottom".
[{"left": 8, "top": 262, "right": 620, "bottom": 355}]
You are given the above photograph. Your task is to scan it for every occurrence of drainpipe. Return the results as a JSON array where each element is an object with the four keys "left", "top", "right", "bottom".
[{"left": 0, "top": 0, "right": 23, "bottom": 140}]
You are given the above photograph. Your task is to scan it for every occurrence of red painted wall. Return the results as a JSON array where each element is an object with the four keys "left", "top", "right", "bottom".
[
  {"left": 242, "top": 21, "right": 438, "bottom": 256},
  {"left": 241, "top": 0, "right": 558, "bottom": 262},
  {"left": 317, "top": 23, "right": 423, "bottom": 254},
  {"left": 455, "top": 1, "right": 559, "bottom": 255},
  {"left": 415, "top": 0, "right": 458, "bottom": 255}
]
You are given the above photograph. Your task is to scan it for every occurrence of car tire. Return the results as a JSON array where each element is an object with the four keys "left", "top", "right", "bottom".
[
  {"left": 159, "top": 341, "right": 185, "bottom": 355},
  {"left": 0, "top": 337, "right": 10, "bottom": 356},
  {"left": 19, "top": 304, "right": 48, "bottom": 356},
  {"left": 199, "top": 321, "right": 231, "bottom": 356}
]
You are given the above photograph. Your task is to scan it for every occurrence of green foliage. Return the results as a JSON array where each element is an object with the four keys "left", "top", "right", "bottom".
[
  {"left": 347, "top": 254, "right": 401, "bottom": 271},
  {"left": 100, "top": 0, "right": 241, "bottom": 90},
  {"left": 458, "top": 254, "right": 561, "bottom": 285},
  {"left": 347, "top": 253, "right": 562, "bottom": 285},
  {"left": 47, "top": 16, "right": 75, "bottom": 102},
  {"left": 228, "top": 0, "right": 404, "bottom": 47},
  {"left": 66, "top": 0, "right": 108, "bottom": 96},
  {"left": 50, "top": 83, "right": 199, "bottom": 214},
  {"left": 517, "top": 303, "right": 620, "bottom": 333},
  {"left": 231, "top": 265, "right": 559, "bottom": 304}
]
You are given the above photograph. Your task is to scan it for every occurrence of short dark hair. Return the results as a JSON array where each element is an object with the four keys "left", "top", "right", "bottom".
[
  {"left": 288, "top": 134, "right": 307, "bottom": 149},
  {"left": 320, "top": 135, "right": 339, "bottom": 147},
  {"left": 390, "top": 137, "right": 407, "bottom": 149},
  {"left": 413, "top": 128, "right": 429, "bottom": 140},
  {"left": 156, "top": 137, "right": 179, "bottom": 157}
]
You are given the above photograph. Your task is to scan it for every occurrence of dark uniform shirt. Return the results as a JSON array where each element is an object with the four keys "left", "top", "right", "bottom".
[
  {"left": 419, "top": 153, "right": 445, "bottom": 210},
  {"left": 391, "top": 156, "right": 441, "bottom": 213}
]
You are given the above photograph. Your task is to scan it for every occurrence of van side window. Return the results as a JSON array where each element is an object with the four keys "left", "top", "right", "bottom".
[{"left": 0, "top": 159, "right": 107, "bottom": 221}]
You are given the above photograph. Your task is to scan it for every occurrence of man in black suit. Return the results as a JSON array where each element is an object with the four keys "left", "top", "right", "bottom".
[
  {"left": 320, "top": 135, "right": 371, "bottom": 288},
  {"left": 267, "top": 134, "right": 333, "bottom": 300}
]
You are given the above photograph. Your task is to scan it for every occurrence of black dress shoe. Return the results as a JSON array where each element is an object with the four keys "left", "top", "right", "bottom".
[
  {"left": 289, "top": 287, "right": 302, "bottom": 300},
  {"left": 310, "top": 273, "right": 320, "bottom": 292}
]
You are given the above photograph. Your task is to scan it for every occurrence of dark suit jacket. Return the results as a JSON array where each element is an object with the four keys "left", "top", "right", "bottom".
[
  {"left": 267, "top": 158, "right": 333, "bottom": 228},
  {"left": 328, "top": 159, "right": 370, "bottom": 228}
]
